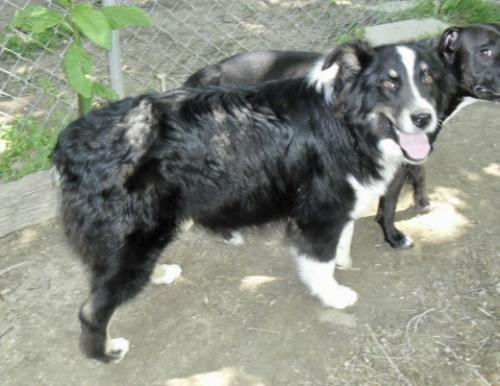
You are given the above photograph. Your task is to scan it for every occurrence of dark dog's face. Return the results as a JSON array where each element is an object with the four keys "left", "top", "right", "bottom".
[
  {"left": 313, "top": 42, "right": 449, "bottom": 164},
  {"left": 441, "top": 24, "right": 500, "bottom": 101}
]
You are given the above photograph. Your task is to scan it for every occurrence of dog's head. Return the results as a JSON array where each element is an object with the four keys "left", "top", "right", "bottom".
[
  {"left": 311, "top": 41, "right": 451, "bottom": 164},
  {"left": 440, "top": 24, "right": 500, "bottom": 101}
]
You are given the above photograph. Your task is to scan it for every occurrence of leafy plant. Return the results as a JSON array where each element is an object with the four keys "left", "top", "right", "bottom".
[
  {"left": 0, "top": 119, "right": 59, "bottom": 182},
  {"left": 11, "top": 1, "right": 152, "bottom": 115},
  {"left": 406, "top": 0, "right": 500, "bottom": 24},
  {"left": 336, "top": 25, "right": 366, "bottom": 43},
  {"left": 1, "top": 26, "right": 62, "bottom": 58}
]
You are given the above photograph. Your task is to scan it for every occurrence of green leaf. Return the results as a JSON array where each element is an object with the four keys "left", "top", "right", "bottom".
[
  {"left": 92, "top": 81, "right": 119, "bottom": 101},
  {"left": 101, "top": 6, "right": 152, "bottom": 29},
  {"left": 13, "top": 5, "right": 64, "bottom": 33},
  {"left": 71, "top": 4, "right": 112, "bottom": 50},
  {"left": 63, "top": 43, "right": 94, "bottom": 98}
]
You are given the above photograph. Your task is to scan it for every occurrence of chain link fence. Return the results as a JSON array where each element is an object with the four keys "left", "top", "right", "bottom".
[{"left": 0, "top": 0, "right": 421, "bottom": 127}]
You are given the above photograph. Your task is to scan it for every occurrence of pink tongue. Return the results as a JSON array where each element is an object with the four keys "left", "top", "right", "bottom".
[{"left": 398, "top": 132, "right": 431, "bottom": 161}]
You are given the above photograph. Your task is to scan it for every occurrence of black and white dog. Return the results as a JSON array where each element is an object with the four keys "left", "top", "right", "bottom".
[
  {"left": 54, "top": 41, "right": 452, "bottom": 363},
  {"left": 185, "top": 23, "right": 500, "bottom": 249}
]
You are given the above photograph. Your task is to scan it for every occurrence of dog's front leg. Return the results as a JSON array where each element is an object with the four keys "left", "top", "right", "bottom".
[
  {"left": 335, "top": 220, "right": 354, "bottom": 270},
  {"left": 408, "top": 165, "right": 431, "bottom": 212},
  {"left": 290, "top": 220, "right": 358, "bottom": 309},
  {"left": 375, "top": 166, "right": 414, "bottom": 249}
]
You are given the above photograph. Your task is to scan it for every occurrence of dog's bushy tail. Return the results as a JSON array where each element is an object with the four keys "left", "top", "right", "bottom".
[
  {"left": 53, "top": 95, "right": 160, "bottom": 186},
  {"left": 118, "top": 96, "right": 159, "bottom": 165}
]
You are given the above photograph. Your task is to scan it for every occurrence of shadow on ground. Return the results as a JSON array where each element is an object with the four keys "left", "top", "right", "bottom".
[{"left": 1, "top": 102, "right": 499, "bottom": 385}]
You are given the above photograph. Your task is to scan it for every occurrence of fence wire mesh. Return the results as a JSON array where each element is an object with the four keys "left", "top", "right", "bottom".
[{"left": 0, "top": 0, "right": 418, "bottom": 127}]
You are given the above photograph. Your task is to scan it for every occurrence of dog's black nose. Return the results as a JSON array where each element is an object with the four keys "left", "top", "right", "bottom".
[{"left": 411, "top": 112, "right": 432, "bottom": 128}]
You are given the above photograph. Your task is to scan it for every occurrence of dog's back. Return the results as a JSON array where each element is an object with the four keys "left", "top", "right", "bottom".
[{"left": 184, "top": 50, "right": 322, "bottom": 87}]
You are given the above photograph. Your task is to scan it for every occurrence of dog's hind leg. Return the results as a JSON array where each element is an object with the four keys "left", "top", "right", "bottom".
[
  {"left": 289, "top": 219, "right": 358, "bottom": 309},
  {"left": 375, "top": 166, "right": 414, "bottom": 249},
  {"left": 408, "top": 165, "right": 432, "bottom": 212},
  {"left": 222, "top": 230, "right": 245, "bottom": 246},
  {"left": 79, "top": 226, "right": 176, "bottom": 363}
]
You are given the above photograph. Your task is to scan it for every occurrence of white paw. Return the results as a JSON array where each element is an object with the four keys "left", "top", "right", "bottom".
[
  {"left": 335, "top": 254, "right": 352, "bottom": 270},
  {"left": 317, "top": 285, "right": 358, "bottom": 309},
  {"left": 224, "top": 231, "right": 245, "bottom": 246},
  {"left": 106, "top": 337, "right": 130, "bottom": 363},
  {"left": 151, "top": 264, "right": 182, "bottom": 285},
  {"left": 416, "top": 203, "right": 433, "bottom": 213},
  {"left": 400, "top": 235, "right": 414, "bottom": 249}
]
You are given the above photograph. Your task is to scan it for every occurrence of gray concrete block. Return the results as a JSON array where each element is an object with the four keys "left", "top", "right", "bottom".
[{"left": 366, "top": 17, "right": 450, "bottom": 45}]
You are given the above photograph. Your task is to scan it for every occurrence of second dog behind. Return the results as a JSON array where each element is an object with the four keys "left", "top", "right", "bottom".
[{"left": 185, "top": 23, "right": 500, "bottom": 249}]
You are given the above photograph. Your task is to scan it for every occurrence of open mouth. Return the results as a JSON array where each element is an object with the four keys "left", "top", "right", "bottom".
[
  {"left": 397, "top": 131, "right": 431, "bottom": 162},
  {"left": 383, "top": 116, "right": 431, "bottom": 162}
]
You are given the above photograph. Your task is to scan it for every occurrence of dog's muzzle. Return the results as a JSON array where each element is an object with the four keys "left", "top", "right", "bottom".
[{"left": 473, "top": 85, "right": 500, "bottom": 102}]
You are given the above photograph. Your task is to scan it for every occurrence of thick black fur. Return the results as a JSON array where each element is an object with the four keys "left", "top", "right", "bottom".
[
  {"left": 54, "top": 41, "right": 452, "bottom": 362},
  {"left": 185, "top": 23, "right": 499, "bottom": 248}
]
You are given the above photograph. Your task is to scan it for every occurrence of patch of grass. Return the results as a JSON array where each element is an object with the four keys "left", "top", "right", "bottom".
[
  {"left": 336, "top": 25, "right": 366, "bottom": 43},
  {"left": 406, "top": 0, "right": 500, "bottom": 24},
  {"left": 0, "top": 119, "right": 59, "bottom": 182},
  {"left": 1, "top": 26, "right": 63, "bottom": 58}
]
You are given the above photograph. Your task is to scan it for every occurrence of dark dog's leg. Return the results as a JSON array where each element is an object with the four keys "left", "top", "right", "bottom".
[
  {"left": 289, "top": 218, "right": 358, "bottom": 309},
  {"left": 220, "top": 229, "right": 244, "bottom": 245},
  {"left": 408, "top": 165, "right": 432, "bottom": 212},
  {"left": 79, "top": 225, "right": 176, "bottom": 363},
  {"left": 375, "top": 166, "right": 414, "bottom": 249}
]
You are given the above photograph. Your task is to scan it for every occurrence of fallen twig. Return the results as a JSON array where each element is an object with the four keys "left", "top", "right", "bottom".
[
  {"left": 435, "top": 340, "right": 491, "bottom": 386},
  {"left": 247, "top": 327, "right": 280, "bottom": 334},
  {"left": 365, "top": 324, "right": 413, "bottom": 386},
  {"left": 0, "top": 326, "right": 13, "bottom": 343},
  {"left": 405, "top": 308, "right": 435, "bottom": 353},
  {"left": 477, "top": 307, "right": 494, "bottom": 318},
  {"left": 476, "top": 337, "right": 490, "bottom": 353},
  {"left": 0, "top": 262, "right": 27, "bottom": 277}
]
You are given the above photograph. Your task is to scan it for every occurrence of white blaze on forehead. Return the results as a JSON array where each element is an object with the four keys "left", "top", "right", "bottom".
[{"left": 396, "top": 46, "right": 437, "bottom": 133}]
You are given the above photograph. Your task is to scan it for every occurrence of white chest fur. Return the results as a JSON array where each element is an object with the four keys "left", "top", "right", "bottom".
[{"left": 347, "top": 139, "right": 402, "bottom": 219}]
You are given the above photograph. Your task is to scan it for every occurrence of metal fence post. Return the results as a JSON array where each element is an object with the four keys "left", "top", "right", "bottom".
[
  {"left": 434, "top": 0, "right": 443, "bottom": 14},
  {"left": 103, "top": 0, "right": 125, "bottom": 98}
]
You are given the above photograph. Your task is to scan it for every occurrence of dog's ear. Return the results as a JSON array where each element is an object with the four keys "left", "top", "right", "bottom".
[
  {"left": 439, "top": 27, "right": 462, "bottom": 64},
  {"left": 318, "top": 40, "right": 374, "bottom": 100},
  {"left": 490, "top": 23, "right": 500, "bottom": 34}
]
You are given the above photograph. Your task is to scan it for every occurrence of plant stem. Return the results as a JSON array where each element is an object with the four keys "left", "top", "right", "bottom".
[{"left": 67, "top": 0, "right": 90, "bottom": 116}]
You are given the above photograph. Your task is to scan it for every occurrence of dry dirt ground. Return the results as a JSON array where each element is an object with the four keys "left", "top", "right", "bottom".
[{"left": 0, "top": 101, "right": 499, "bottom": 385}]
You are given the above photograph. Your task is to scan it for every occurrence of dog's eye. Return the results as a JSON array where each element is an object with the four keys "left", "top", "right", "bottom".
[
  {"left": 422, "top": 71, "right": 433, "bottom": 85},
  {"left": 382, "top": 80, "right": 396, "bottom": 90},
  {"left": 480, "top": 48, "right": 492, "bottom": 57}
]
